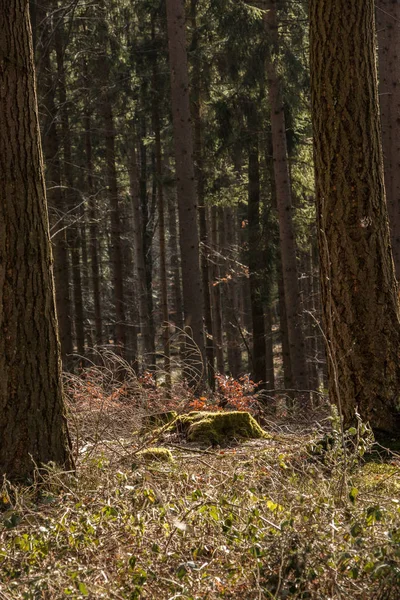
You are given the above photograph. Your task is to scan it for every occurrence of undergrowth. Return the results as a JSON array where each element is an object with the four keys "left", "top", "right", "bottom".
[{"left": 1, "top": 367, "right": 400, "bottom": 599}]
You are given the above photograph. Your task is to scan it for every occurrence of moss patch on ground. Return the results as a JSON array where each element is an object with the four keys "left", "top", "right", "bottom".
[
  {"left": 137, "top": 447, "right": 174, "bottom": 463},
  {"left": 168, "top": 411, "right": 269, "bottom": 445}
]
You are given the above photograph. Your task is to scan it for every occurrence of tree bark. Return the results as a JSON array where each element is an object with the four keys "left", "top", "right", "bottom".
[
  {"left": 129, "top": 123, "right": 156, "bottom": 370},
  {"left": 0, "top": 0, "right": 72, "bottom": 480},
  {"left": 248, "top": 132, "right": 267, "bottom": 386},
  {"left": 165, "top": 0, "right": 206, "bottom": 385},
  {"left": 211, "top": 205, "right": 225, "bottom": 374},
  {"left": 55, "top": 24, "right": 85, "bottom": 358},
  {"left": 103, "top": 98, "right": 126, "bottom": 353},
  {"left": 376, "top": 0, "right": 400, "bottom": 279},
  {"left": 152, "top": 31, "right": 171, "bottom": 387},
  {"left": 36, "top": 8, "right": 73, "bottom": 369},
  {"left": 191, "top": 0, "right": 215, "bottom": 388},
  {"left": 266, "top": 1, "right": 308, "bottom": 395},
  {"left": 83, "top": 102, "right": 103, "bottom": 348},
  {"left": 310, "top": 0, "right": 400, "bottom": 432}
]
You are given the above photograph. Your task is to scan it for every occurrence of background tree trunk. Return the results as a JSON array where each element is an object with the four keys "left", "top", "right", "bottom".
[
  {"left": 165, "top": 0, "right": 206, "bottom": 384},
  {"left": 376, "top": 0, "right": 400, "bottom": 279},
  {"left": 266, "top": 1, "right": 308, "bottom": 395}
]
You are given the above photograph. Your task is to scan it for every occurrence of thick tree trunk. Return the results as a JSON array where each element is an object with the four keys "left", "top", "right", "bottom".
[
  {"left": 0, "top": 0, "right": 72, "bottom": 480},
  {"left": 376, "top": 1, "right": 400, "bottom": 279},
  {"left": 310, "top": 0, "right": 400, "bottom": 432},
  {"left": 165, "top": 0, "right": 206, "bottom": 385},
  {"left": 266, "top": 1, "right": 308, "bottom": 395}
]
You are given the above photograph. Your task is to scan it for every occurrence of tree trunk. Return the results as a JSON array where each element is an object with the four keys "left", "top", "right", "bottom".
[
  {"left": 376, "top": 0, "right": 400, "bottom": 279},
  {"left": 36, "top": 10, "right": 73, "bottom": 369},
  {"left": 310, "top": 0, "right": 400, "bottom": 433},
  {"left": 167, "top": 188, "right": 184, "bottom": 338},
  {"left": 191, "top": 0, "right": 215, "bottom": 388},
  {"left": 211, "top": 205, "right": 225, "bottom": 374},
  {"left": 152, "top": 32, "right": 171, "bottom": 387},
  {"left": 266, "top": 1, "right": 308, "bottom": 395},
  {"left": 165, "top": 0, "right": 206, "bottom": 385},
  {"left": 55, "top": 24, "right": 85, "bottom": 358},
  {"left": 221, "top": 207, "right": 242, "bottom": 378},
  {"left": 277, "top": 259, "right": 293, "bottom": 391},
  {"left": 83, "top": 103, "right": 103, "bottom": 348},
  {"left": 102, "top": 98, "right": 126, "bottom": 354},
  {"left": 129, "top": 124, "right": 156, "bottom": 370},
  {"left": 0, "top": 0, "right": 72, "bottom": 480},
  {"left": 248, "top": 132, "right": 267, "bottom": 386}
]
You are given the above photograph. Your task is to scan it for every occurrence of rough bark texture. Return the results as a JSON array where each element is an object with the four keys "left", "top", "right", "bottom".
[
  {"left": 266, "top": 1, "right": 308, "bottom": 394},
  {"left": 165, "top": 0, "right": 206, "bottom": 382},
  {"left": 0, "top": 0, "right": 72, "bottom": 479},
  {"left": 310, "top": 0, "right": 400, "bottom": 432},
  {"left": 377, "top": 0, "right": 400, "bottom": 278}
]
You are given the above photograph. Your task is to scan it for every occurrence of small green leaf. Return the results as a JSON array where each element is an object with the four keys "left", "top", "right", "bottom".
[{"left": 78, "top": 582, "right": 89, "bottom": 596}]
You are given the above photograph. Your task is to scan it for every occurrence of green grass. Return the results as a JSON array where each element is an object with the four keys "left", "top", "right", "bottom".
[{"left": 1, "top": 412, "right": 400, "bottom": 599}]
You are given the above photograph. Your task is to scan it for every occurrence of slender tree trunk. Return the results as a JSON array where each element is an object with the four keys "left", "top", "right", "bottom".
[
  {"left": 0, "top": 0, "right": 72, "bottom": 480},
  {"left": 83, "top": 106, "right": 103, "bottom": 347},
  {"left": 377, "top": 1, "right": 400, "bottom": 278},
  {"left": 211, "top": 205, "right": 225, "bottom": 374},
  {"left": 266, "top": 1, "right": 308, "bottom": 395},
  {"left": 165, "top": 0, "right": 206, "bottom": 385},
  {"left": 221, "top": 207, "right": 242, "bottom": 377},
  {"left": 191, "top": 0, "right": 215, "bottom": 388},
  {"left": 277, "top": 259, "right": 293, "bottom": 391},
  {"left": 55, "top": 25, "right": 85, "bottom": 358},
  {"left": 167, "top": 188, "right": 184, "bottom": 337},
  {"left": 248, "top": 132, "right": 267, "bottom": 386},
  {"left": 265, "top": 306, "right": 275, "bottom": 392},
  {"left": 152, "top": 33, "right": 171, "bottom": 387},
  {"left": 102, "top": 98, "right": 126, "bottom": 353},
  {"left": 310, "top": 0, "right": 400, "bottom": 432},
  {"left": 37, "top": 11, "right": 73, "bottom": 368},
  {"left": 129, "top": 124, "right": 156, "bottom": 369}
]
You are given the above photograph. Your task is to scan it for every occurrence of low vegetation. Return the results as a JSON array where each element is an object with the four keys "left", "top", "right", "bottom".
[{"left": 1, "top": 373, "right": 400, "bottom": 599}]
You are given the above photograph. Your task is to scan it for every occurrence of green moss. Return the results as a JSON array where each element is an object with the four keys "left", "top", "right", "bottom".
[
  {"left": 137, "top": 447, "right": 174, "bottom": 463},
  {"left": 169, "top": 411, "right": 269, "bottom": 446},
  {"left": 141, "top": 411, "right": 178, "bottom": 430}
]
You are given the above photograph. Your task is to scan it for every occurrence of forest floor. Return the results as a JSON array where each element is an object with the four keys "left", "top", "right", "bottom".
[{"left": 1, "top": 386, "right": 400, "bottom": 600}]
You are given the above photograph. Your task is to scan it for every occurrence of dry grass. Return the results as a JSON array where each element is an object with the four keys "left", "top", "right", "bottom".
[{"left": 1, "top": 374, "right": 400, "bottom": 599}]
